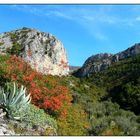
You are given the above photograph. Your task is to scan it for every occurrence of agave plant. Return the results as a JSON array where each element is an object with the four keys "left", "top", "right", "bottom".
[{"left": 0, "top": 82, "right": 31, "bottom": 119}]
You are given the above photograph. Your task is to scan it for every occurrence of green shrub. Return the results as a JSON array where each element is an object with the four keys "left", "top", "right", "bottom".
[
  {"left": 7, "top": 42, "right": 22, "bottom": 56},
  {"left": 0, "top": 42, "right": 4, "bottom": 46},
  {"left": 88, "top": 101, "right": 140, "bottom": 136},
  {"left": 110, "top": 82, "right": 140, "bottom": 114},
  {"left": 57, "top": 104, "right": 89, "bottom": 136},
  {"left": 10, "top": 33, "right": 18, "bottom": 42},
  {"left": 8, "top": 104, "right": 57, "bottom": 135},
  {"left": 23, "top": 104, "right": 57, "bottom": 130}
]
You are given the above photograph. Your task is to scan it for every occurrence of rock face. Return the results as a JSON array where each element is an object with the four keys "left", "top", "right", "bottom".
[
  {"left": 74, "top": 43, "right": 140, "bottom": 77},
  {"left": 0, "top": 27, "right": 69, "bottom": 76},
  {"left": 0, "top": 108, "right": 15, "bottom": 136}
]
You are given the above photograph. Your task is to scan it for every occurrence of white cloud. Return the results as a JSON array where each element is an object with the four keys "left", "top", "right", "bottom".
[
  {"left": 94, "top": 32, "right": 108, "bottom": 41},
  {"left": 9, "top": 5, "right": 140, "bottom": 41},
  {"left": 9, "top": 5, "right": 115, "bottom": 41},
  {"left": 82, "top": 15, "right": 95, "bottom": 21},
  {"left": 44, "top": 10, "right": 74, "bottom": 20},
  {"left": 135, "top": 16, "right": 140, "bottom": 21}
]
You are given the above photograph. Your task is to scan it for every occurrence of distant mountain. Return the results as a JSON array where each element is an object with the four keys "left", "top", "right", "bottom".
[
  {"left": 0, "top": 27, "right": 69, "bottom": 76},
  {"left": 69, "top": 66, "right": 81, "bottom": 73},
  {"left": 74, "top": 43, "right": 140, "bottom": 77}
]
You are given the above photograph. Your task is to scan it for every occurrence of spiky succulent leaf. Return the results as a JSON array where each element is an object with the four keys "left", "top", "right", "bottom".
[
  {"left": 2, "top": 90, "right": 7, "bottom": 105},
  {"left": 0, "top": 82, "right": 31, "bottom": 119},
  {"left": 8, "top": 82, "right": 16, "bottom": 103}
]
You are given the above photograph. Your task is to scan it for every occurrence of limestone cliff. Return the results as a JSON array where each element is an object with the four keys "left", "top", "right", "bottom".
[{"left": 0, "top": 27, "right": 69, "bottom": 76}]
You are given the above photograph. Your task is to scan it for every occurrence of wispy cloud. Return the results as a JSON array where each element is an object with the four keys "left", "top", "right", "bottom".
[
  {"left": 9, "top": 5, "right": 140, "bottom": 41},
  {"left": 94, "top": 32, "right": 108, "bottom": 41},
  {"left": 135, "top": 16, "right": 140, "bottom": 21},
  {"left": 10, "top": 5, "right": 115, "bottom": 23},
  {"left": 44, "top": 10, "right": 74, "bottom": 20}
]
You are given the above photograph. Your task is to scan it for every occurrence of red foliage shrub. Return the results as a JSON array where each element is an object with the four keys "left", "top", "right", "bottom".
[
  {"left": 0, "top": 54, "right": 72, "bottom": 115},
  {"left": 27, "top": 49, "right": 32, "bottom": 57}
]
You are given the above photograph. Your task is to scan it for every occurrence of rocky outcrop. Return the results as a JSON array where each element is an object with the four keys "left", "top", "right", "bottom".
[
  {"left": 74, "top": 43, "right": 140, "bottom": 77},
  {"left": 0, "top": 27, "right": 69, "bottom": 76},
  {"left": 74, "top": 53, "right": 113, "bottom": 77},
  {"left": 115, "top": 43, "right": 140, "bottom": 60},
  {"left": 0, "top": 108, "right": 15, "bottom": 135}
]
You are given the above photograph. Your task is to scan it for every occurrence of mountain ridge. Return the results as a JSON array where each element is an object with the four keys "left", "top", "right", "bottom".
[{"left": 74, "top": 43, "right": 140, "bottom": 77}]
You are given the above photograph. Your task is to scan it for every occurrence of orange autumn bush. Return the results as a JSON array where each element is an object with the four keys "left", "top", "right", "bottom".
[{"left": 0, "top": 54, "right": 72, "bottom": 115}]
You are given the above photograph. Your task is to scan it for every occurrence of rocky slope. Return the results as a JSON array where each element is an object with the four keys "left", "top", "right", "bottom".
[
  {"left": 0, "top": 108, "right": 15, "bottom": 135},
  {"left": 74, "top": 43, "right": 140, "bottom": 77},
  {"left": 0, "top": 27, "right": 69, "bottom": 76}
]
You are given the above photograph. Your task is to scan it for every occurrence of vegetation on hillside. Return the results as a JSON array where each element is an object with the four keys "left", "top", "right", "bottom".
[
  {"left": 0, "top": 54, "right": 88, "bottom": 135},
  {"left": 1, "top": 53, "right": 140, "bottom": 135},
  {"left": 86, "top": 54, "right": 140, "bottom": 114}
]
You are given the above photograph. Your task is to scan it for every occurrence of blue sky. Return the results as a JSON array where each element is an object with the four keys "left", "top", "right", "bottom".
[{"left": 1, "top": 5, "right": 140, "bottom": 66}]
